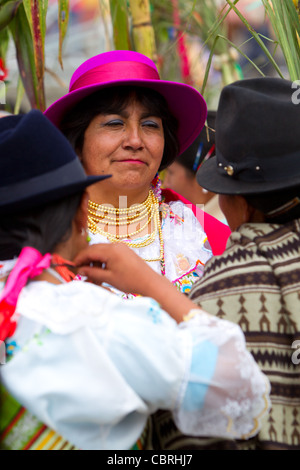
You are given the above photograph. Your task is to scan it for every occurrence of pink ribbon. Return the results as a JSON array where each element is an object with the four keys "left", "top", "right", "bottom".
[{"left": 0, "top": 247, "right": 51, "bottom": 341}]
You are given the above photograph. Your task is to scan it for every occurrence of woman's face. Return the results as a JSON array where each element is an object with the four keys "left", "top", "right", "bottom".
[
  {"left": 163, "top": 161, "right": 193, "bottom": 197},
  {"left": 79, "top": 98, "right": 165, "bottom": 197}
]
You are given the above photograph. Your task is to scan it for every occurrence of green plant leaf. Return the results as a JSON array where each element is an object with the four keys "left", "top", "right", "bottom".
[
  {"left": 225, "top": 0, "right": 284, "bottom": 78},
  {"left": 0, "top": 25, "right": 10, "bottom": 61},
  {"left": 14, "top": 74, "right": 25, "bottom": 113},
  {"left": 0, "top": 0, "right": 22, "bottom": 32},
  {"left": 262, "top": 0, "right": 300, "bottom": 80},
  {"left": 9, "top": 1, "right": 45, "bottom": 109},
  {"left": 23, "top": 0, "right": 48, "bottom": 97},
  {"left": 109, "top": 0, "right": 132, "bottom": 50},
  {"left": 58, "top": 0, "right": 69, "bottom": 69}
]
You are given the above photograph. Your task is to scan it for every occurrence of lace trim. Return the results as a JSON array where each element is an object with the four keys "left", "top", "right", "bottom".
[
  {"left": 219, "top": 376, "right": 271, "bottom": 440},
  {"left": 176, "top": 310, "right": 271, "bottom": 440},
  {"left": 239, "top": 380, "right": 271, "bottom": 439}
]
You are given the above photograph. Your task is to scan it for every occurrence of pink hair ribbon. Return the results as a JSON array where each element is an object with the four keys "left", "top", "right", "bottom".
[{"left": 0, "top": 247, "right": 51, "bottom": 341}]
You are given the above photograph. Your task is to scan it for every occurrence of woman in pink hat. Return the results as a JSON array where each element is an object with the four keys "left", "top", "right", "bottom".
[{"left": 45, "top": 50, "right": 230, "bottom": 298}]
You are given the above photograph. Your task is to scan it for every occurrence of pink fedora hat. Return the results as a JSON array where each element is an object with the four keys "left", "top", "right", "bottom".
[{"left": 44, "top": 50, "right": 207, "bottom": 156}]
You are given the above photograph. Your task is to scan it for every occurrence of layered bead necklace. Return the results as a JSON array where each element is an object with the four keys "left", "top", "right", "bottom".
[{"left": 87, "top": 189, "right": 165, "bottom": 275}]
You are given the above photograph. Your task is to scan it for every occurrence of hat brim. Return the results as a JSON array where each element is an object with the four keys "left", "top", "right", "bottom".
[
  {"left": 44, "top": 79, "right": 207, "bottom": 156},
  {"left": 196, "top": 155, "right": 300, "bottom": 195},
  {"left": 0, "top": 172, "right": 111, "bottom": 215}
]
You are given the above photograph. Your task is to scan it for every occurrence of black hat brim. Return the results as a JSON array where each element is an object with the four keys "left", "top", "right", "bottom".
[{"left": 196, "top": 155, "right": 300, "bottom": 195}]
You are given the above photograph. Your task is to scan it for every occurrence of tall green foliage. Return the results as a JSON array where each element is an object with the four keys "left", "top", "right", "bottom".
[
  {"left": 261, "top": 0, "right": 300, "bottom": 81},
  {"left": 0, "top": 0, "right": 69, "bottom": 111},
  {"left": 211, "top": 0, "right": 300, "bottom": 82},
  {"left": 1, "top": 0, "right": 300, "bottom": 111}
]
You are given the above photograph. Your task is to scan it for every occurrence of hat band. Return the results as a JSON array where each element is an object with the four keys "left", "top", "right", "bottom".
[
  {"left": 70, "top": 61, "right": 160, "bottom": 92},
  {"left": 0, "top": 159, "right": 86, "bottom": 206},
  {"left": 216, "top": 149, "right": 300, "bottom": 182},
  {"left": 266, "top": 197, "right": 300, "bottom": 219}
]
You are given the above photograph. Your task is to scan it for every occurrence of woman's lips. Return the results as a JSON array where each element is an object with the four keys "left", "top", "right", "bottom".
[{"left": 115, "top": 159, "right": 146, "bottom": 164}]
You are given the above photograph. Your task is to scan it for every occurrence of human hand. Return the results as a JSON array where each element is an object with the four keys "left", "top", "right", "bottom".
[
  {"left": 74, "top": 242, "right": 200, "bottom": 323},
  {"left": 74, "top": 242, "right": 163, "bottom": 296}
]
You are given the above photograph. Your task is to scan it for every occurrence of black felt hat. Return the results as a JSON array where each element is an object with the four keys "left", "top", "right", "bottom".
[
  {"left": 177, "top": 110, "right": 216, "bottom": 173},
  {"left": 0, "top": 110, "right": 110, "bottom": 214},
  {"left": 196, "top": 77, "right": 300, "bottom": 195}
]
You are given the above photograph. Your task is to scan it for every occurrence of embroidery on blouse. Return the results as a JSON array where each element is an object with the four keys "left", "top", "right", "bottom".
[
  {"left": 160, "top": 202, "right": 184, "bottom": 226},
  {"left": 147, "top": 300, "right": 162, "bottom": 324},
  {"left": 173, "top": 260, "right": 205, "bottom": 294},
  {"left": 5, "top": 340, "right": 20, "bottom": 359}
]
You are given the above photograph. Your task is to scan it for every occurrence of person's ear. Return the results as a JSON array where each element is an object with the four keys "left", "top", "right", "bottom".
[
  {"left": 76, "top": 147, "right": 83, "bottom": 163},
  {"left": 74, "top": 191, "right": 89, "bottom": 233}
]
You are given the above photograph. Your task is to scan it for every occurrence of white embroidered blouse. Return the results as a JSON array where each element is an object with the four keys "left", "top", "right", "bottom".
[{"left": 1, "top": 275, "right": 270, "bottom": 450}]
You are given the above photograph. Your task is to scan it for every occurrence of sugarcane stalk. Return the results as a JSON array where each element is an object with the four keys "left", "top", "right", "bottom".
[
  {"left": 128, "top": 0, "right": 158, "bottom": 64},
  {"left": 109, "top": 0, "right": 132, "bottom": 50}
]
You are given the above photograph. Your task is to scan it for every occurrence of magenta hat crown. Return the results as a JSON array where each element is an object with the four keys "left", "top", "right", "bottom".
[{"left": 44, "top": 50, "right": 207, "bottom": 156}]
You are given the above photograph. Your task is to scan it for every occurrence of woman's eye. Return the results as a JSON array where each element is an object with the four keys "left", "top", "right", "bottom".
[
  {"left": 105, "top": 119, "right": 123, "bottom": 126},
  {"left": 142, "top": 120, "right": 160, "bottom": 128}
]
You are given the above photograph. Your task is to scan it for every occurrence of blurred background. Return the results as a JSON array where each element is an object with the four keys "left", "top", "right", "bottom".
[{"left": 0, "top": 0, "right": 293, "bottom": 114}]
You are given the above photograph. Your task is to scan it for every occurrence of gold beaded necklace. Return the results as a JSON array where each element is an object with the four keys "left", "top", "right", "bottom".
[
  {"left": 88, "top": 190, "right": 155, "bottom": 240},
  {"left": 88, "top": 191, "right": 155, "bottom": 240},
  {"left": 88, "top": 190, "right": 153, "bottom": 221},
  {"left": 87, "top": 190, "right": 166, "bottom": 273}
]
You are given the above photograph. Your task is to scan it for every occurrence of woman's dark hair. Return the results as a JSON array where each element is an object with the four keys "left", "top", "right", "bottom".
[
  {"left": 245, "top": 186, "right": 300, "bottom": 224},
  {"left": 60, "top": 86, "right": 179, "bottom": 171},
  {"left": 0, "top": 193, "right": 82, "bottom": 260}
]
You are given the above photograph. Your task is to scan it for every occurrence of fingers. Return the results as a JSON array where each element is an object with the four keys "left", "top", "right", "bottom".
[
  {"left": 74, "top": 242, "right": 152, "bottom": 295},
  {"left": 74, "top": 245, "right": 111, "bottom": 285},
  {"left": 74, "top": 244, "right": 109, "bottom": 267},
  {"left": 78, "top": 266, "right": 114, "bottom": 285},
  {"left": 77, "top": 266, "right": 111, "bottom": 286}
]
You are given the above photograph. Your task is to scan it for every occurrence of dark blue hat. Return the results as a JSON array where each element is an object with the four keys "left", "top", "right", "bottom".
[
  {"left": 196, "top": 77, "right": 300, "bottom": 195},
  {"left": 0, "top": 110, "right": 110, "bottom": 214}
]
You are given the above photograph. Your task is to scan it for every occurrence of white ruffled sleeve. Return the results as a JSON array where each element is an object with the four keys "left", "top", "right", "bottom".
[
  {"left": 174, "top": 309, "right": 270, "bottom": 439},
  {"left": 2, "top": 282, "right": 270, "bottom": 449}
]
